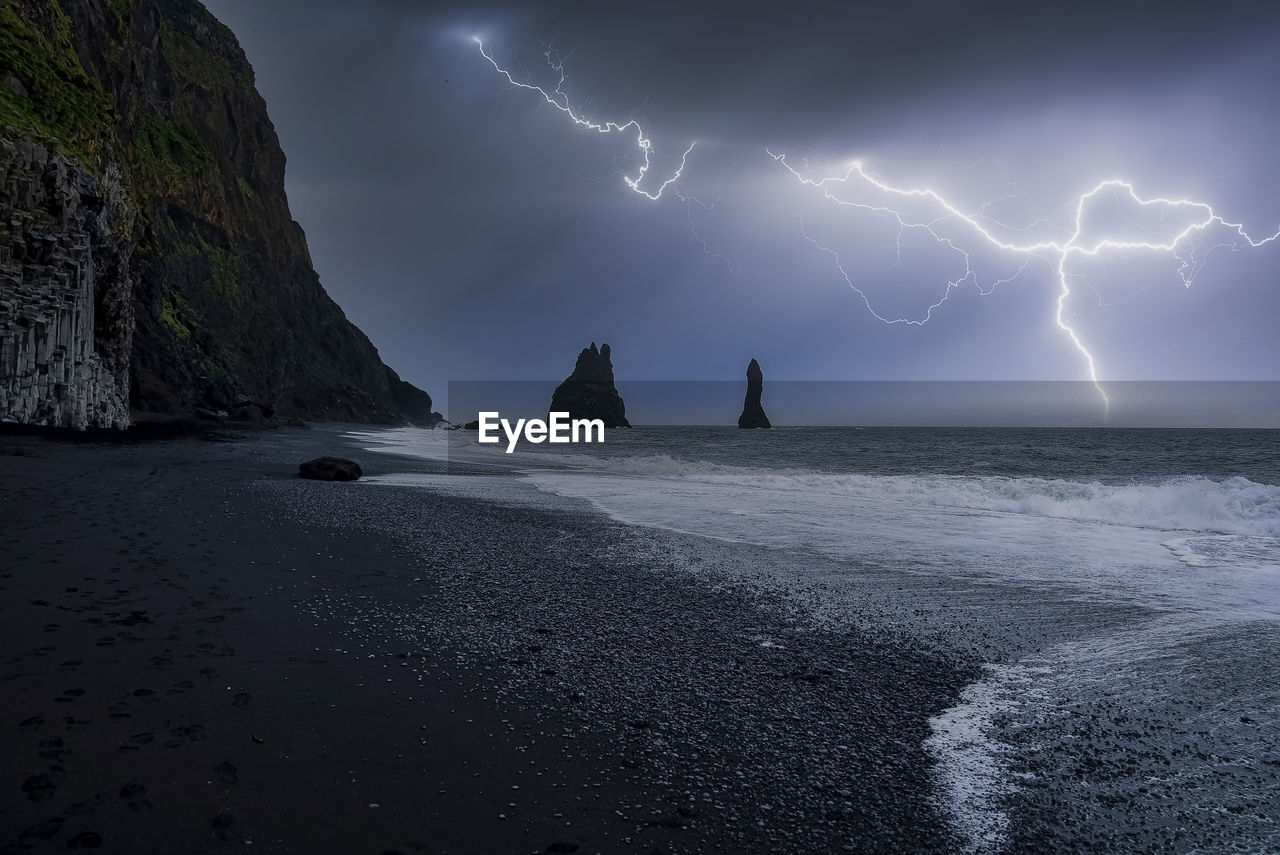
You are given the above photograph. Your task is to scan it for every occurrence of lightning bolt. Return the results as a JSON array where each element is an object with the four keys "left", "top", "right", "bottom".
[
  {"left": 474, "top": 38, "right": 694, "bottom": 200},
  {"left": 473, "top": 39, "right": 1280, "bottom": 407},
  {"left": 684, "top": 194, "right": 745, "bottom": 274},
  {"left": 773, "top": 153, "right": 1280, "bottom": 405}
]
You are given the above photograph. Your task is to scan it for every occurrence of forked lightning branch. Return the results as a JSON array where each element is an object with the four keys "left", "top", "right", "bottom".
[{"left": 473, "top": 39, "right": 1280, "bottom": 405}]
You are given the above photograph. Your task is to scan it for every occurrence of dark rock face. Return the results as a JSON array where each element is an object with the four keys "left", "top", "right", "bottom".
[
  {"left": 549, "top": 342, "right": 630, "bottom": 428},
  {"left": 0, "top": 0, "right": 438, "bottom": 427},
  {"left": 0, "top": 134, "right": 134, "bottom": 428},
  {"left": 298, "top": 456, "right": 362, "bottom": 482},
  {"left": 738, "top": 358, "right": 771, "bottom": 428},
  {"left": 385, "top": 366, "right": 441, "bottom": 425}
]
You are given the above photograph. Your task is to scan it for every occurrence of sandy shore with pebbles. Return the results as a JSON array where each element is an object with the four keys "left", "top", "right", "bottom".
[{"left": 1, "top": 425, "right": 979, "bottom": 853}]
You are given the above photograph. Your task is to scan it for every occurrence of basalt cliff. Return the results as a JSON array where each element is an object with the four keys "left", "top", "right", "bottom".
[{"left": 0, "top": 0, "right": 439, "bottom": 428}]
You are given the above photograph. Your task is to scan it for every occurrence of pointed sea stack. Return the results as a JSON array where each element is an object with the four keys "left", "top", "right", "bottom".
[
  {"left": 738, "top": 358, "right": 771, "bottom": 428},
  {"left": 549, "top": 342, "right": 630, "bottom": 428}
]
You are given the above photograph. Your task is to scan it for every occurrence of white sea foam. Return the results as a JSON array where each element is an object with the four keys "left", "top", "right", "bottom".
[
  {"left": 350, "top": 425, "right": 1280, "bottom": 574},
  {"left": 926, "top": 663, "right": 1048, "bottom": 854},
  {"left": 521, "top": 465, "right": 1280, "bottom": 578},
  {"left": 349, "top": 426, "right": 452, "bottom": 461},
  {"left": 1162, "top": 534, "right": 1280, "bottom": 568},
  {"left": 536, "top": 455, "right": 1280, "bottom": 539}
]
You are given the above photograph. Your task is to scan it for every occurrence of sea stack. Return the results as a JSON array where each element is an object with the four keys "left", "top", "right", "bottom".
[
  {"left": 737, "top": 358, "right": 772, "bottom": 428},
  {"left": 549, "top": 342, "right": 630, "bottom": 428}
]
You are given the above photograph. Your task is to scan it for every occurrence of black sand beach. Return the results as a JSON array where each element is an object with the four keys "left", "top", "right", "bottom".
[
  {"left": 1, "top": 427, "right": 976, "bottom": 854},
  {"left": 5, "top": 1, "right": 1277, "bottom": 851}
]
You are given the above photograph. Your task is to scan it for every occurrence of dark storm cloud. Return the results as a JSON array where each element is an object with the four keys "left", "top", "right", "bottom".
[
  {"left": 352, "top": 0, "right": 1280, "bottom": 137},
  {"left": 202, "top": 0, "right": 1280, "bottom": 420}
]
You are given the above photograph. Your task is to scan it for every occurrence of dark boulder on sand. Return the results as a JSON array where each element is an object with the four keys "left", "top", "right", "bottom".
[
  {"left": 549, "top": 343, "right": 630, "bottom": 428},
  {"left": 738, "top": 358, "right": 772, "bottom": 428},
  {"left": 298, "top": 457, "right": 363, "bottom": 482}
]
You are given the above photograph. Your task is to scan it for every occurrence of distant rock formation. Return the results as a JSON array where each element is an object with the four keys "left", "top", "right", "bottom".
[
  {"left": 549, "top": 342, "right": 630, "bottom": 428},
  {"left": 737, "top": 358, "right": 771, "bottom": 428}
]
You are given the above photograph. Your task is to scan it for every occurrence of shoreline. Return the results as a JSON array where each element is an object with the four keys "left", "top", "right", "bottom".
[{"left": 1, "top": 426, "right": 976, "bottom": 853}]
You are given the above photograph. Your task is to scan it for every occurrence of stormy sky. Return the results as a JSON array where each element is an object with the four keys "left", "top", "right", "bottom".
[{"left": 201, "top": 0, "right": 1280, "bottom": 420}]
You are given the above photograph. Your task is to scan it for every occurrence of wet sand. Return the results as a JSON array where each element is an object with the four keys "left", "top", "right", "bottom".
[{"left": 1, "top": 426, "right": 973, "bottom": 853}]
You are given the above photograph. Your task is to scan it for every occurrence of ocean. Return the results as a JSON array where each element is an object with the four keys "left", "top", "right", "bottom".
[{"left": 352, "top": 425, "right": 1280, "bottom": 853}]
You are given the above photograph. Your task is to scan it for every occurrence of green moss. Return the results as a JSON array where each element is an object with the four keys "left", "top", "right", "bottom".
[
  {"left": 160, "top": 25, "right": 235, "bottom": 91},
  {"left": 106, "top": 0, "right": 135, "bottom": 41},
  {"left": 165, "top": 232, "right": 243, "bottom": 305},
  {"left": 0, "top": 1, "right": 116, "bottom": 169},
  {"left": 160, "top": 293, "right": 191, "bottom": 340},
  {"left": 206, "top": 245, "right": 240, "bottom": 301},
  {"left": 236, "top": 176, "right": 257, "bottom": 202},
  {"left": 130, "top": 116, "right": 214, "bottom": 190}
]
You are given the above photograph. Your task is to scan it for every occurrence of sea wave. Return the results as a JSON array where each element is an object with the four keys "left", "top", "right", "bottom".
[{"left": 549, "top": 454, "right": 1280, "bottom": 539}]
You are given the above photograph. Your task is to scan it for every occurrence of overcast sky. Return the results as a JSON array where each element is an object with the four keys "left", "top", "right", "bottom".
[{"left": 201, "top": 0, "right": 1280, "bottom": 419}]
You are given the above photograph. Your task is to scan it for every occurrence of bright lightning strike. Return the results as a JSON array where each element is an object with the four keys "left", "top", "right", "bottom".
[
  {"left": 771, "top": 152, "right": 1280, "bottom": 406},
  {"left": 474, "top": 38, "right": 694, "bottom": 200},
  {"left": 473, "top": 39, "right": 1280, "bottom": 407}
]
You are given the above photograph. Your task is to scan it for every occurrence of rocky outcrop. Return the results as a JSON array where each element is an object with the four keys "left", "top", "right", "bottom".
[
  {"left": 0, "top": 134, "right": 134, "bottom": 428},
  {"left": 737, "top": 358, "right": 771, "bottom": 428},
  {"left": 385, "top": 366, "right": 438, "bottom": 425},
  {"left": 549, "top": 342, "right": 629, "bottom": 428},
  {"left": 0, "top": 0, "right": 439, "bottom": 428}
]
